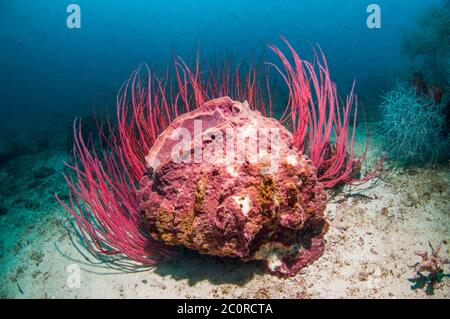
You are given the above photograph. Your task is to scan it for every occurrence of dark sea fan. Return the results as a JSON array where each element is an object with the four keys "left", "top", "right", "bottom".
[
  {"left": 379, "top": 85, "right": 448, "bottom": 166},
  {"left": 57, "top": 39, "right": 379, "bottom": 276}
]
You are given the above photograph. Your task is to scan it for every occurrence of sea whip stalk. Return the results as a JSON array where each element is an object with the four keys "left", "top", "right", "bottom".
[{"left": 57, "top": 39, "right": 380, "bottom": 272}]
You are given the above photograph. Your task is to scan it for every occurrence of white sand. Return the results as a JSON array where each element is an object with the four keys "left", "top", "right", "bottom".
[{"left": 0, "top": 144, "right": 449, "bottom": 299}]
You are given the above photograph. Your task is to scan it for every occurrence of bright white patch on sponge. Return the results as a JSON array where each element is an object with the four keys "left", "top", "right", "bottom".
[
  {"left": 232, "top": 195, "right": 251, "bottom": 217},
  {"left": 286, "top": 154, "right": 298, "bottom": 166},
  {"left": 254, "top": 242, "right": 302, "bottom": 272},
  {"left": 226, "top": 164, "right": 239, "bottom": 177},
  {"left": 267, "top": 254, "right": 283, "bottom": 271}
]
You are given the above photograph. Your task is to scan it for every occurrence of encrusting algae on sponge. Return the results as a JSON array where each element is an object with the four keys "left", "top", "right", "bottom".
[{"left": 57, "top": 38, "right": 380, "bottom": 277}]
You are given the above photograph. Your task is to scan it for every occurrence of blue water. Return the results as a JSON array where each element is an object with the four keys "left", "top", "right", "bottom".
[
  {"left": 0, "top": 0, "right": 449, "bottom": 299},
  {"left": 0, "top": 0, "right": 441, "bottom": 130}
]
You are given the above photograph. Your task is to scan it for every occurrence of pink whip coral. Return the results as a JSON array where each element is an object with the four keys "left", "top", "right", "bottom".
[{"left": 57, "top": 38, "right": 379, "bottom": 276}]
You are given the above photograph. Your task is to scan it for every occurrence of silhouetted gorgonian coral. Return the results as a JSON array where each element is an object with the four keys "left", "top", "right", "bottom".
[{"left": 379, "top": 85, "right": 448, "bottom": 166}]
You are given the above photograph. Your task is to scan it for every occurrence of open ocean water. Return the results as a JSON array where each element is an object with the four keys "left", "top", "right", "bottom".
[{"left": 0, "top": 0, "right": 448, "bottom": 300}]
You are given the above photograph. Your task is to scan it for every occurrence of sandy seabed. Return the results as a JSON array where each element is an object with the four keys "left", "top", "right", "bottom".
[{"left": 0, "top": 131, "right": 449, "bottom": 299}]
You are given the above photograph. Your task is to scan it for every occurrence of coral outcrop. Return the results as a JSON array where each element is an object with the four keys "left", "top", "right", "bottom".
[
  {"left": 60, "top": 39, "right": 378, "bottom": 276},
  {"left": 409, "top": 241, "right": 450, "bottom": 295}
]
